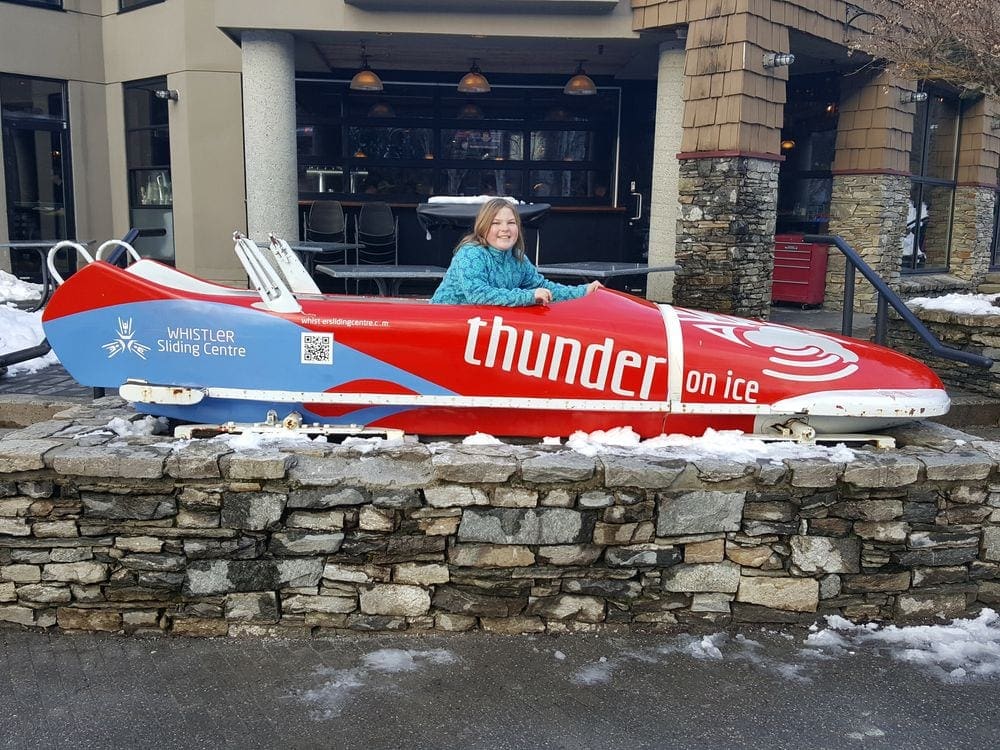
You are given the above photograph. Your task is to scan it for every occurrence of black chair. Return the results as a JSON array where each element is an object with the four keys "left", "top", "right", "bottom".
[
  {"left": 354, "top": 201, "right": 398, "bottom": 265},
  {"left": 304, "top": 200, "right": 349, "bottom": 265}
]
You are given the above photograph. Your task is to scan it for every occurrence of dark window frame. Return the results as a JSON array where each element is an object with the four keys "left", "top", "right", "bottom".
[
  {"left": 903, "top": 88, "right": 962, "bottom": 274},
  {"left": 1, "top": 0, "right": 63, "bottom": 10},
  {"left": 118, "top": 0, "right": 165, "bottom": 12}
]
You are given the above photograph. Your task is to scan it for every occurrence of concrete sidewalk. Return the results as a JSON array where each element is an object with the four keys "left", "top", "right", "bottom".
[{"left": 2, "top": 626, "right": 998, "bottom": 750}]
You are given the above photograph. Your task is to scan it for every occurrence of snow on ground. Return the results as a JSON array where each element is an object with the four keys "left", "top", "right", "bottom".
[
  {"left": 565, "top": 609, "right": 1000, "bottom": 687},
  {"left": 908, "top": 292, "right": 1000, "bottom": 316},
  {"left": 0, "top": 270, "right": 57, "bottom": 374},
  {"left": 295, "top": 648, "right": 457, "bottom": 718},
  {"left": 807, "top": 608, "right": 1000, "bottom": 682},
  {"left": 0, "top": 303, "right": 58, "bottom": 375},
  {"left": 0, "top": 269, "right": 43, "bottom": 303}
]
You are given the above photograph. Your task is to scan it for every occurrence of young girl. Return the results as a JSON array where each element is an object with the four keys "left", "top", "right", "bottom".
[{"left": 430, "top": 198, "right": 600, "bottom": 306}]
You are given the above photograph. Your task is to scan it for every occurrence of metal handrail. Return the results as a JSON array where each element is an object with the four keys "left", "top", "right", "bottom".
[{"left": 803, "top": 234, "right": 993, "bottom": 369}]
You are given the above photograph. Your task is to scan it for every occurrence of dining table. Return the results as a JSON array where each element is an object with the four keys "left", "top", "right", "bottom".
[
  {"left": 284, "top": 241, "right": 364, "bottom": 274},
  {"left": 534, "top": 261, "right": 680, "bottom": 282},
  {"left": 315, "top": 263, "right": 447, "bottom": 297}
]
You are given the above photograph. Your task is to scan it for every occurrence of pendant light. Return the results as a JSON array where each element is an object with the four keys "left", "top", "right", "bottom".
[
  {"left": 457, "top": 59, "right": 491, "bottom": 94},
  {"left": 350, "top": 44, "right": 383, "bottom": 92},
  {"left": 563, "top": 61, "right": 597, "bottom": 96}
]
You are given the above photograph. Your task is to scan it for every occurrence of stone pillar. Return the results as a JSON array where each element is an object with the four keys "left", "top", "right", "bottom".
[
  {"left": 826, "top": 72, "right": 916, "bottom": 313},
  {"left": 674, "top": 155, "right": 780, "bottom": 318},
  {"left": 241, "top": 31, "right": 298, "bottom": 243},
  {"left": 950, "top": 186, "right": 997, "bottom": 285},
  {"left": 670, "top": 13, "right": 790, "bottom": 318},
  {"left": 951, "top": 97, "right": 1000, "bottom": 285},
  {"left": 826, "top": 174, "right": 910, "bottom": 311},
  {"left": 646, "top": 42, "right": 686, "bottom": 303}
]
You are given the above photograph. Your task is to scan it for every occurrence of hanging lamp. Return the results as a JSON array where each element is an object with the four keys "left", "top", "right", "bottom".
[
  {"left": 563, "top": 61, "right": 597, "bottom": 96},
  {"left": 457, "top": 59, "right": 491, "bottom": 94},
  {"left": 350, "top": 44, "right": 383, "bottom": 92}
]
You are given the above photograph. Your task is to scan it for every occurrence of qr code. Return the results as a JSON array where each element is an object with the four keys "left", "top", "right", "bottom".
[{"left": 301, "top": 332, "right": 333, "bottom": 365}]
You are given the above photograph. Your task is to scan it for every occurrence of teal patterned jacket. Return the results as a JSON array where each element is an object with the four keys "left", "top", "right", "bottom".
[{"left": 430, "top": 243, "right": 588, "bottom": 306}]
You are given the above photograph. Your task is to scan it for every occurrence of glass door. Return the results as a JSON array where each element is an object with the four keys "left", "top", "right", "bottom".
[
  {"left": 124, "top": 78, "right": 174, "bottom": 262},
  {"left": 1, "top": 74, "right": 74, "bottom": 281}
]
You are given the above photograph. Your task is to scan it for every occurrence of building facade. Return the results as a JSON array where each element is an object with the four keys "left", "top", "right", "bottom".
[{"left": 1, "top": 0, "right": 998, "bottom": 313}]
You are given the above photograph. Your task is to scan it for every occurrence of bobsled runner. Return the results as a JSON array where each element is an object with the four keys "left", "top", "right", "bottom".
[{"left": 40, "top": 235, "right": 949, "bottom": 439}]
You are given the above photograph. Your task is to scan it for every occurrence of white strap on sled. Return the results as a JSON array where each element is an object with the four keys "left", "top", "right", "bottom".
[
  {"left": 233, "top": 232, "right": 302, "bottom": 313},
  {"left": 265, "top": 234, "right": 321, "bottom": 294},
  {"left": 47, "top": 241, "right": 94, "bottom": 286}
]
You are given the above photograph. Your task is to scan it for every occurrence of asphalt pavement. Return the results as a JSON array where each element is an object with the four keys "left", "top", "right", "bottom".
[{"left": 1, "top": 625, "right": 997, "bottom": 750}]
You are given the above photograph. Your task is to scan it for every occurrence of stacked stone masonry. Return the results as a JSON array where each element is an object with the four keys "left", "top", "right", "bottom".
[
  {"left": 888, "top": 307, "right": 1000, "bottom": 397},
  {"left": 675, "top": 156, "right": 779, "bottom": 318},
  {"left": 1, "top": 400, "right": 999, "bottom": 637}
]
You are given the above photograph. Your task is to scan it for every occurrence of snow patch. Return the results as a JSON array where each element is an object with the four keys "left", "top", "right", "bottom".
[
  {"left": 908, "top": 292, "right": 1000, "bottom": 316},
  {"left": 296, "top": 648, "right": 459, "bottom": 719},
  {"left": 0, "top": 270, "right": 43, "bottom": 303},
  {"left": 0, "top": 303, "right": 58, "bottom": 375}
]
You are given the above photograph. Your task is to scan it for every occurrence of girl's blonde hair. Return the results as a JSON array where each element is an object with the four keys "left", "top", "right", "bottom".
[{"left": 455, "top": 198, "right": 526, "bottom": 260}]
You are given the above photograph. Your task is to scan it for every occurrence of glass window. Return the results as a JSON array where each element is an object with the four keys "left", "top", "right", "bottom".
[
  {"left": 1, "top": 74, "right": 74, "bottom": 280},
  {"left": 2, "top": 1, "right": 62, "bottom": 8},
  {"left": 902, "top": 88, "right": 961, "bottom": 272},
  {"left": 776, "top": 74, "right": 840, "bottom": 235},
  {"left": 0, "top": 75, "right": 64, "bottom": 119},
  {"left": 437, "top": 168, "right": 523, "bottom": 197},
  {"left": 442, "top": 129, "right": 523, "bottom": 161},
  {"left": 347, "top": 126, "right": 434, "bottom": 160},
  {"left": 124, "top": 78, "right": 174, "bottom": 262},
  {"left": 295, "top": 79, "right": 619, "bottom": 206},
  {"left": 910, "top": 95, "right": 960, "bottom": 181},
  {"left": 119, "top": 0, "right": 165, "bottom": 11}
]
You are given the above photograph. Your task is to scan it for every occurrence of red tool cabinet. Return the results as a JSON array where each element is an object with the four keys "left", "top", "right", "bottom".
[{"left": 771, "top": 233, "right": 829, "bottom": 306}]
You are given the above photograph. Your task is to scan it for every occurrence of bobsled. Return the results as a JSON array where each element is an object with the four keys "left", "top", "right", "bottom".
[{"left": 40, "top": 235, "right": 949, "bottom": 438}]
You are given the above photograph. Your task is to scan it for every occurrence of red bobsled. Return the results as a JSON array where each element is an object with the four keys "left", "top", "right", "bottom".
[{"left": 40, "top": 236, "right": 948, "bottom": 438}]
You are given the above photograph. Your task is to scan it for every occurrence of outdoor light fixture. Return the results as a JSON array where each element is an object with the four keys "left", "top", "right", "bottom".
[
  {"left": 457, "top": 102, "right": 484, "bottom": 119},
  {"left": 900, "top": 91, "right": 929, "bottom": 104},
  {"left": 350, "top": 44, "right": 383, "bottom": 92},
  {"left": 457, "top": 59, "right": 490, "bottom": 94},
  {"left": 153, "top": 89, "right": 179, "bottom": 101},
  {"left": 367, "top": 101, "right": 395, "bottom": 118},
  {"left": 762, "top": 52, "right": 795, "bottom": 68},
  {"left": 563, "top": 61, "right": 597, "bottom": 96},
  {"left": 780, "top": 139, "right": 796, "bottom": 150}
]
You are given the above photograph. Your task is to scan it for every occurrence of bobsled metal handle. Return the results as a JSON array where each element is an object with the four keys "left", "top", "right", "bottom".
[
  {"left": 96, "top": 239, "right": 141, "bottom": 265},
  {"left": 47, "top": 241, "right": 93, "bottom": 286}
]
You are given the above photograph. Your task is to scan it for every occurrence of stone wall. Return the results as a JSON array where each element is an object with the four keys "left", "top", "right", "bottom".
[
  {"left": 674, "top": 156, "right": 780, "bottom": 319},
  {"left": 887, "top": 307, "right": 1000, "bottom": 397},
  {"left": 1, "top": 400, "right": 999, "bottom": 636}
]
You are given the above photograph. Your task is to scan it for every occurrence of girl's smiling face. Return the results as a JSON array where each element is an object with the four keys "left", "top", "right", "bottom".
[{"left": 486, "top": 206, "right": 519, "bottom": 251}]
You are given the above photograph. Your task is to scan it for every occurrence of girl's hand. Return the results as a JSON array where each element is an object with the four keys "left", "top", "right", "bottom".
[
  {"left": 533, "top": 288, "right": 553, "bottom": 305},
  {"left": 585, "top": 280, "right": 603, "bottom": 295}
]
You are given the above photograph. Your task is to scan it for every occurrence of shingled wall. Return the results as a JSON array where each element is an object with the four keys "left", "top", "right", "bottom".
[{"left": 1, "top": 400, "right": 999, "bottom": 637}]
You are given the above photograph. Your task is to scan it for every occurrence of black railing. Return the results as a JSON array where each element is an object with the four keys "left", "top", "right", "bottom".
[{"left": 804, "top": 234, "right": 993, "bottom": 369}]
